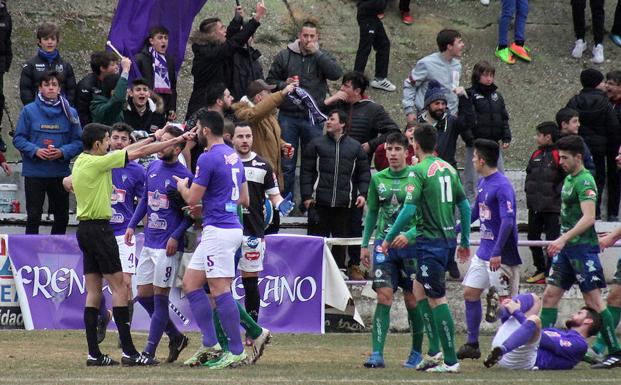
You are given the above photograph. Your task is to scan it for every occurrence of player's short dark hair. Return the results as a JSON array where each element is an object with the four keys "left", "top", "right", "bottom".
[
  {"left": 342, "top": 71, "right": 369, "bottom": 95},
  {"left": 196, "top": 109, "right": 224, "bottom": 136},
  {"left": 111, "top": 122, "right": 133, "bottom": 136},
  {"left": 582, "top": 306, "right": 602, "bottom": 337},
  {"left": 204, "top": 83, "right": 227, "bottom": 107},
  {"left": 413, "top": 123, "right": 437, "bottom": 153},
  {"left": 471, "top": 60, "right": 495, "bottom": 85},
  {"left": 555, "top": 108, "right": 579, "bottom": 127},
  {"left": 473, "top": 139, "right": 499, "bottom": 167},
  {"left": 329, "top": 109, "right": 349, "bottom": 131},
  {"left": 556, "top": 134, "right": 585, "bottom": 157},
  {"left": 437, "top": 29, "right": 461, "bottom": 52},
  {"left": 232, "top": 120, "right": 251, "bottom": 134},
  {"left": 131, "top": 78, "right": 150, "bottom": 89},
  {"left": 607, "top": 70, "right": 621, "bottom": 85},
  {"left": 38, "top": 70, "right": 61, "bottom": 87},
  {"left": 149, "top": 25, "right": 169, "bottom": 38},
  {"left": 90, "top": 51, "right": 118, "bottom": 75},
  {"left": 301, "top": 18, "right": 319, "bottom": 31},
  {"left": 82, "top": 123, "right": 111, "bottom": 150},
  {"left": 536, "top": 121, "right": 559, "bottom": 142},
  {"left": 385, "top": 132, "right": 409, "bottom": 149},
  {"left": 37, "top": 22, "right": 59, "bottom": 41},
  {"left": 199, "top": 17, "right": 221, "bottom": 34},
  {"left": 164, "top": 124, "right": 186, "bottom": 150}
]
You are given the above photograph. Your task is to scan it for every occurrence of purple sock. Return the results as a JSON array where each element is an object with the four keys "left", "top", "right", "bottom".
[
  {"left": 137, "top": 296, "right": 155, "bottom": 316},
  {"left": 137, "top": 295, "right": 181, "bottom": 339},
  {"left": 186, "top": 288, "right": 218, "bottom": 347},
  {"left": 501, "top": 320, "right": 537, "bottom": 353},
  {"left": 215, "top": 292, "right": 243, "bottom": 355},
  {"left": 99, "top": 296, "right": 108, "bottom": 318},
  {"left": 144, "top": 294, "right": 169, "bottom": 355},
  {"left": 465, "top": 300, "right": 482, "bottom": 344}
]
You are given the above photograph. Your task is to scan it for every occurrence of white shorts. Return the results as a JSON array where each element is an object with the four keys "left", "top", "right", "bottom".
[
  {"left": 116, "top": 234, "right": 137, "bottom": 274},
  {"left": 462, "top": 255, "right": 520, "bottom": 297},
  {"left": 188, "top": 226, "right": 243, "bottom": 278},
  {"left": 237, "top": 236, "right": 265, "bottom": 273},
  {"left": 136, "top": 246, "right": 180, "bottom": 288},
  {"left": 492, "top": 317, "right": 540, "bottom": 370}
]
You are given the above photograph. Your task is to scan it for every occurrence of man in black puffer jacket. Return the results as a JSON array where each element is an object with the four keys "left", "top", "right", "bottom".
[
  {"left": 566, "top": 68, "right": 620, "bottom": 220},
  {"left": 225, "top": 11, "right": 264, "bottom": 101},
  {"left": 301, "top": 110, "right": 370, "bottom": 270}
]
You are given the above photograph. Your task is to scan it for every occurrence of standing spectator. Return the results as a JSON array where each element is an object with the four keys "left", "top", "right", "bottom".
[
  {"left": 12, "top": 71, "right": 82, "bottom": 234},
  {"left": 566, "top": 68, "right": 620, "bottom": 220},
  {"left": 19, "top": 23, "right": 76, "bottom": 106},
  {"left": 496, "top": 0, "right": 530, "bottom": 64},
  {"left": 398, "top": 0, "right": 413, "bottom": 24},
  {"left": 90, "top": 57, "right": 131, "bottom": 126},
  {"left": 611, "top": 2, "right": 621, "bottom": 46},
  {"left": 403, "top": 29, "right": 464, "bottom": 119},
  {"left": 0, "top": 0, "right": 11, "bottom": 152},
  {"left": 135, "top": 26, "right": 177, "bottom": 120},
  {"left": 301, "top": 110, "right": 370, "bottom": 271},
  {"left": 555, "top": 107, "right": 596, "bottom": 175},
  {"left": 185, "top": 1, "right": 266, "bottom": 120},
  {"left": 459, "top": 60, "right": 511, "bottom": 200},
  {"left": 76, "top": 51, "right": 119, "bottom": 127},
  {"left": 354, "top": 1, "right": 396, "bottom": 92},
  {"left": 374, "top": 121, "right": 416, "bottom": 171},
  {"left": 570, "top": 0, "right": 605, "bottom": 63},
  {"left": 266, "top": 19, "right": 343, "bottom": 198},
  {"left": 524, "top": 122, "right": 563, "bottom": 284},
  {"left": 123, "top": 78, "right": 166, "bottom": 135},
  {"left": 606, "top": 70, "right": 621, "bottom": 118}
]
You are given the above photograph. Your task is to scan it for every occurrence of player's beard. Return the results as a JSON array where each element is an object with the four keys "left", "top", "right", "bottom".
[
  {"left": 429, "top": 108, "right": 445, "bottom": 121},
  {"left": 197, "top": 129, "right": 207, "bottom": 147},
  {"left": 565, "top": 318, "right": 579, "bottom": 329},
  {"left": 159, "top": 152, "right": 175, "bottom": 163}
]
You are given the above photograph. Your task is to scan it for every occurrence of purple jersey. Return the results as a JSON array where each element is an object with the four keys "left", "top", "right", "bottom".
[
  {"left": 535, "top": 328, "right": 587, "bottom": 370},
  {"left": 129, "top": 159, "right": 193, "bottom": 249},
  {"left": 472, "top": 172, "right": 521, "bottom": 266},
  {"left": 194, "top": 143, "right": 245, "bottom": 229},
  {"left": 110, "top": 161, "right": 146, "bottom": 236}
]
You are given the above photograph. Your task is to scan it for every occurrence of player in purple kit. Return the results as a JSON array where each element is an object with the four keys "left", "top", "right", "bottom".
[
  {"left": 175, "top": 110, "right": 250, "bottom": 369},
  {"left": 457, "top": 139, "right": 521, "bottom": 360},
  {"left": 484, "top": 293, "right": 602, "bottom": 370},
  {"left": 125, "top": 125, "right": 193, "bottom": 363}
]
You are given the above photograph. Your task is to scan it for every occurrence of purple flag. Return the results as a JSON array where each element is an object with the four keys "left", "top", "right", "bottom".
[{"left": 107, "top": 0, "right": 208, "bottom": 76}]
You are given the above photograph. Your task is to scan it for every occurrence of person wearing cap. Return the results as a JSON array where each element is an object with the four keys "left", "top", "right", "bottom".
[
  {"left": 233, "top": 79, "right": 295, "bottom": 189},
  {"left": 566, "top": 68, "right": 621, "bottom": 220}
]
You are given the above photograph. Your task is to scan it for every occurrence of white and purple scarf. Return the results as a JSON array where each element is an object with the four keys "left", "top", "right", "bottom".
[
  {"left": 37, "top": 92, "right": 79, "bottom": 125},
  {"left": 150, "top": 47, "right": 171, "bottom": 94}
]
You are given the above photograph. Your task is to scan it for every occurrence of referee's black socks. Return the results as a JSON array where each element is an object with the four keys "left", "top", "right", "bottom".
[
  {"left": 113, "top": 306, "right": 139, "bottom": 356},
  {"left": 84, "top": 307, "right": 102, "bottom": 358}
]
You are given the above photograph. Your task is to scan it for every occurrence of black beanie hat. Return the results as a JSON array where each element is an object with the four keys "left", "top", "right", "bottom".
[{"left": 580, "top": 68, "right": 604, "bottom": 89}]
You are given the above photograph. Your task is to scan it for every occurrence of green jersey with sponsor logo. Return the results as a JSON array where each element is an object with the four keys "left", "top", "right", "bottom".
[
  {"left": 367, "top": 166, "right": 419, "bottom": 240},
  {"left": 405, "top": 155, "right": 465, "bottom": 242},
  {"left": 560, "top": 168, "right": 598, "bottom": 246}
]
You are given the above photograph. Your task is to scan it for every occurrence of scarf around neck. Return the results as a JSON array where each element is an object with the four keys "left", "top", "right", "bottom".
[
  {"left": 149, "top": 47, "right": 171, "bottom": 94},
  {"left": 38, "top": 48, "right": 59, "bottom": 64},
  {"left": 37, "top": 92, "right": 78, "bottom": 124}
]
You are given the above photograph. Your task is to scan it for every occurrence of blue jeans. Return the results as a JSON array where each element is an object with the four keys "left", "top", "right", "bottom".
[
  {"left": 498, "top": 0, "right": 529, "bottom": 46},
  {"left": 278, "top": 113, "right": 324, "bottom": 198}
]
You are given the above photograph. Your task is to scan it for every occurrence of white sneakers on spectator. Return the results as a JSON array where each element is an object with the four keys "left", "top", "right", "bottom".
[
  {"left": 370, "top": 78, "right": 396, "bottom": 92},
  {"left": 480, "top": 0, "right": 490, "bottom": 5},
  {"left": 572, "top": 39, "right": 586, "bottom": 58},
  {"left": 592, "top": 44, "right": 604, "bottom": 64}
]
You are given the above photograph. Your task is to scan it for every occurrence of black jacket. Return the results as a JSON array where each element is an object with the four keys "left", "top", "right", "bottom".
[
  {"left": 459, "top": 83, "right": 511, "bottom": 144},
  {"left": 75, "top": 73, "right": 102, "bottom": 126},
  {"left": 0, "top": 6, "right": 12, "bottom": 73},
  {"left": 525, "top": 145, "right": 564, "bottom": 213},
  {"left": 135, "top": 45, "right": 177, "bottom": 113},
  {"left": 301, "top": 133, "right": 370, "bottom": 208},
  {"left": 185, "top": 17, "right": 260, "bottom": 119},
  {"left": 417, "top": 112, "right": 472, "bottom": 167},
  {"left": 566, "top": 88, "right": 620, "bottom": 155},
  {"left": 226, "top": 14, "right": 264, "bottom": 100},
  {"left": 356, "top": 0, "right": 387, "bottom": 18},
  {"left": 19, "top": 52, "right": 76, "bottom": 106},
  {"left": 322, "top": 98, "right": 399, "bottom": 153},
  {"left": 123, "top": 97, "right": 166, "bottom": 134}
]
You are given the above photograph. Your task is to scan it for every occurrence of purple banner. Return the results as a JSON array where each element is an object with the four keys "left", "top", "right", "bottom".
[{"left": 8, "top": 234, "right": 325, "bottom": 334}]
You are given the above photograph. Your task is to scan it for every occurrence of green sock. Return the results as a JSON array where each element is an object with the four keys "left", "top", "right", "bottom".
[
  {"left": 372, "top": 303, "right": 391, "bottom": 354},
  {"left": 419, "top": 298, "right": 441, "bottom": 355},
  {"left": 213, "top": 310, "right": 229, "bottom": 351},
  {"left": 236, "top": 301, "right": 263, "bottom": 339},
  {"left": 408, "top": 307, "right": 424, "bottom": 353},
  {"left": 540, "top": 307, "right": 558, "bottom": 328},
  {"left": 600, "top": 308, "right": 621, "bottom": 353},
  {"left": 432, "top": 303, "right": 457, "bottom": 365},
  {"left": 593, "top": 306, "right": 621, "bottom": 354}
]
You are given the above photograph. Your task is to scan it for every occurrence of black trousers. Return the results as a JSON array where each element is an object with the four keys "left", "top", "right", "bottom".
[
  {"left": 0, "top": 72, "right": 5, "bottom": 127},
  {"left": 354, "top": 16, "right": 390, "bottom": 79},
  {"left": 527, "top": 210, "right": 560, "bottom": 274},
  {"left": 25, "top": 177, "right": 69, "bottom": 235},
  {"left": 308, "top": 205, "right": 351, "bottom": 269},
  {"left": 347, "top": 206, "right": 362, "bottom": 267},
  {"left": 399, "top": 0, "right": 411, "bottom": 12},
  {"left": 571, "top": 0, "right": 605, "bottom": 44},
  {"left": 592, "top": 153, "right": 620, "bottom": 218},
  {"left": 613, "top": 0, "right": 621, "bottom": 35}
]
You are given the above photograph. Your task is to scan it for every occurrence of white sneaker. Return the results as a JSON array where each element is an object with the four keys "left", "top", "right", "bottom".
[
  {"left": 251, "top": 328, "right": 272, "bottom": 364},
  {"left": 592, "top": 44, "right": 604, "bottom": 64},
  {"left": 572, "top": 39, "right": 586, "bottom": 58},
  {"left": 426, "top": 362, "right": 460, "bottom": 373},
  {"left": 370, "top": 78, "right": 397, "bottom": 92},
  {"left": 480, "top": 0, "right": 490, "bottom": 5}
]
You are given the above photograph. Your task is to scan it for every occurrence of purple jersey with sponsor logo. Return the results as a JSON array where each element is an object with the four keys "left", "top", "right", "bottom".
[
  {"left": 129, "top": 159, "right": 193, "bottom": 249},
  {"left": 194, "top": 143, "right": 245, "bottom": 229},
  {"left": 535, "top": 328, "right": 588, "bottom": 370},
  {"left": 473, "top": 171, "right": 521, "bottom": 265},
  {"left": 110, "top": 161, "right": 146, "bottom": 236}
]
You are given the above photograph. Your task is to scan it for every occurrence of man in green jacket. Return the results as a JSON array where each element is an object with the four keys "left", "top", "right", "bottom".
[{"left": 90, "top": 56, "right": 130, "bottom": 125}]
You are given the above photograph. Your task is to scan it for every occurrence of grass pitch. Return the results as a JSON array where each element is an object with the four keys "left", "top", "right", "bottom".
[{"left": 1, "top": 331, "right": 620, "bottom": 385}]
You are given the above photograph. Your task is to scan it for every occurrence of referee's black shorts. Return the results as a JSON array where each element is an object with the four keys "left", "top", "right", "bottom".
[{"left": 77, "top": 220, "right": 121, "bottom": 275}]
